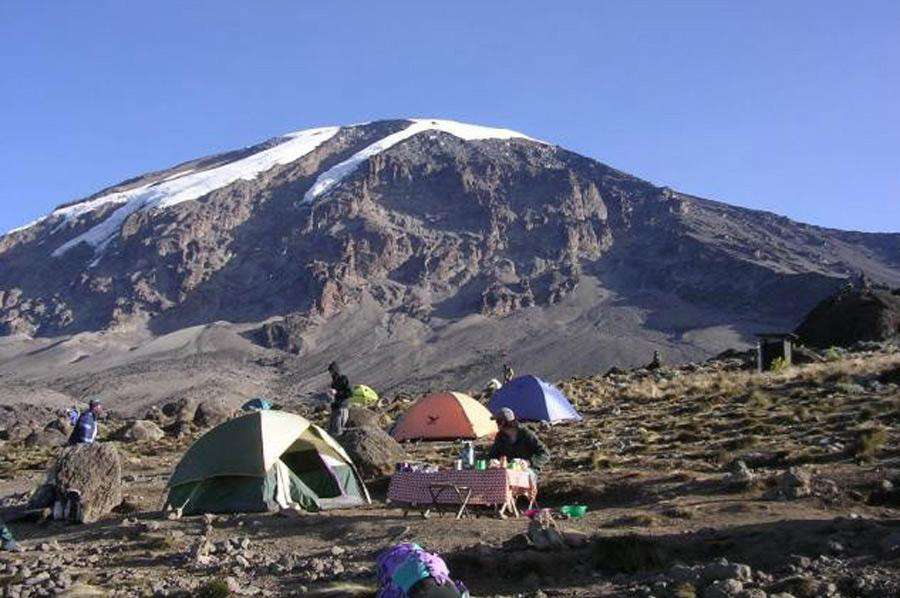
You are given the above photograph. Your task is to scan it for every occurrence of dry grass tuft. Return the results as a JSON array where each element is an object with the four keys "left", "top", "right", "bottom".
[{"left": 853, "top": 426, "right": 887, "bottom": 461}]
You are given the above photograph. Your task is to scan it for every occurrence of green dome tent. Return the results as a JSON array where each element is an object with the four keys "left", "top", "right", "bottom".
[{"left": 165, "top": 411, "right": 369, "bottom": 515}]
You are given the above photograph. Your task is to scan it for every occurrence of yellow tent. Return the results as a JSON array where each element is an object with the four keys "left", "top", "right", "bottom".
[{"left": 351, "top": 384, "right": 379, "bottom": 407}]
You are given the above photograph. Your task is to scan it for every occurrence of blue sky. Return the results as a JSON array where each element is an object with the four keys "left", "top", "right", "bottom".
[{"left": 1, "top": 1, "right": 897, "bottom": 233}]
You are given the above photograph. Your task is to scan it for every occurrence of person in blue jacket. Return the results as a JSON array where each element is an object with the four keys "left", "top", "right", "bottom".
[{"left": 68, "top": 399, "right": 102, "bottom": 445}]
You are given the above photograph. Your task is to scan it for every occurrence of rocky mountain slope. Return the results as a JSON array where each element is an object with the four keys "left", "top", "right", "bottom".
[{"left": 1, "top": 118, "right": 898, "bottom": 409}]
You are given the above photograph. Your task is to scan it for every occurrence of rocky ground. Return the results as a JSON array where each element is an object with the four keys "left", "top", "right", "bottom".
[{"left": 0, "top": 343, "right": 898, "bottom": 597}]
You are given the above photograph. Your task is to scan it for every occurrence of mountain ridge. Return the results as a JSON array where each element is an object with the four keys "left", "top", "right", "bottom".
[{"left": 1, "top": 118, "right": 898, "bottom": 410}]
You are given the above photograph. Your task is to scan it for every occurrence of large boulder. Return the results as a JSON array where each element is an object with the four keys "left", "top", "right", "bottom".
[
  {"left": 766, "top": 467, "right": 812, "bottom": 500},
  {"left": 337, "top": 425, "right": 407, "bottom": 480},
  {"left": 29, "top": 443, "right": 122, "bottom": 523},
  {"left": 346, "top": 407, "right": 381, "bottom": 429},
  {"left": 796, "top": 288, "right": 900, "bottom": 348},
  {"left": 24, "top": 427, "right": 68, "bottom": 448},
  {"left": 162, "top": 397, "right": 197, "bottom": 423},
  {"left": 193, "top": 398, "right": 234, "bottom": 428},
  {"left": 0, "top": 403, "right": 58, "bottom": 442},
  {"left": 115, "top": 419, "right": 165, "bottom": 443}
]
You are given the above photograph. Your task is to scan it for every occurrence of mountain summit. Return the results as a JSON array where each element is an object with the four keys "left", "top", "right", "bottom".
[{"left": 1, "top": 118, "right": 898, "bottom": 404}]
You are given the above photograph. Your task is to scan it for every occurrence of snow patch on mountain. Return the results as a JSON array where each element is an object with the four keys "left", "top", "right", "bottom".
[
  {"left": 302, "top": 118, "right": 538, "bottom": 203},
  {"left": 49, "top": 126, "right": 339, "bottom": 260}
]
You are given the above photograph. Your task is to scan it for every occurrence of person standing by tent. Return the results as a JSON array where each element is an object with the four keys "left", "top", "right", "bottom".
[
  {"left": 488, "top": 407, "right": 550, "bottom": 471},
  {"left": 327, "top": 362, "right": 352, "bottom": 437},
  {"left": 68, "top": 399, "right": 102, "bottom": 445},
  {"left": 502, "top": 363, "right": 515, "bottom": 384}
]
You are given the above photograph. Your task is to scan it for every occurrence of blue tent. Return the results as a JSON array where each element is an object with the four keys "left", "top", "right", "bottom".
[
  {"left": 241, "top": 398, "right": 272, "bottom": 412},
  {"left": 488, "top": 375, "right": 582, "bottom": 423}
]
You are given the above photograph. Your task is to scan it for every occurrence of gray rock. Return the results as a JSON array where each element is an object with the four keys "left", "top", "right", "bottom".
[
  {"left": 769, "top": 467, "right": 812, "bottom": 500},
  {"left": 703, "top": 579, "right": 743, "bottom": 598},
  {"left": 116, "top": 419, "right": 165, "bottom": 442},
  {"left": 726, "top": 460, "right": 756, "bottom": 489},
  {"left": 336, "top": 425, "right": 407, "bottom": 480},
  {"left": 193, "top": 398, "right": 234, "bottom": 428},
  {"left": 702, "top": 560, "right": 752, "bottom": 583}
]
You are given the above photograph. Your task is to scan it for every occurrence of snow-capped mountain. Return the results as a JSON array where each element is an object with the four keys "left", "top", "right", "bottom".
[{"left": 1, "top": 118, "right": 898, "bottom": 400}]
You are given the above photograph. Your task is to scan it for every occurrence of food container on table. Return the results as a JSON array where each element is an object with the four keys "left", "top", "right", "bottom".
[
  {"left": 475, "top": 459, "right": 487, "bottom": 470},
  {"left": 454, "top": 459, "right": 463, "bottom": 470},
  {"left": 460, "top": 441, "right": 475, "bottom": 468}
]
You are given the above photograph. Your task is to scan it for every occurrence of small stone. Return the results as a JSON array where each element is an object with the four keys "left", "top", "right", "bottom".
[
  {"left": 25, "top": 572, "right": 51, "bottom": 586},
  {"left": 330, "top": 545, "right": 346, "bottom": 556},
  {"left": 703, "top": 579, "right": 743, "bottom": 598}
]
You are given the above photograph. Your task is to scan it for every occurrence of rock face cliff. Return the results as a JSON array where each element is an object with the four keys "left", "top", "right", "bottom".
[{"left": 1, "top": 118, "right": 898, "bottom": 406}]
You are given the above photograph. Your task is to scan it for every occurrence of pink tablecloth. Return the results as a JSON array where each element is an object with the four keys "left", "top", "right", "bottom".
[{"left": 387, "top": 468, "right": 535, "bottom": 507}]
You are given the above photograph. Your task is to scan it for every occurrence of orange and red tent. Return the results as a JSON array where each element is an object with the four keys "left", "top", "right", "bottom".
[{"left": 391, "top": 392, "right": 498, "bottom": 441}]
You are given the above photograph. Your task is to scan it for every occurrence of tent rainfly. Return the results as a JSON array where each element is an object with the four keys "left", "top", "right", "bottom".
[
  {"left": 165, "top": 411, "right": 369, "bottom": 515},
  {"left": 391, "top": 392, "right": 498, "bottom": 441},
  {"left": 488, "top": 375, "right": 582, "bottom": 423}
]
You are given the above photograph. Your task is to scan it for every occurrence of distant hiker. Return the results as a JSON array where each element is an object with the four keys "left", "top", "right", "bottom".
[
  {"left": 328, "top": 361, "right": 352, "bottom": 437},
  {"left": 0, "top": 519, "right": 22, "bottom": 552},
  {"left": 376, "top": 542, "right": 469, "bottom": 598},
  {"left": 66, "top": 406, "right": 79, "bottom": 426},
  {"left": 502, "top": 363, "right": 515, "bottom": 384},
  {"left": 488, "top": 407, "right": 550, "bottom": 471},
  {"left": 68, "top": 399, "right": 102, "bottom": 445},
  {"left": 484, "top": 378, "right": 502, "bottom": 400},
  {"left": 647, "top": 350, "right": 663, "bottom": 370}
]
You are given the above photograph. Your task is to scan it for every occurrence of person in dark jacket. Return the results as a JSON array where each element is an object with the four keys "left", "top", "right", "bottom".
[
  {"left": 328, "top": 362, "right": 352, "bottom": 436},
  {"left": 1, "top": 519, "right": 22, "bottom": 552},
  {"left": 68, "top": 399, "right": 102, "bottom": 445},
  {"left": 487, "top": 408, "right": 550, "bottom": 470}
]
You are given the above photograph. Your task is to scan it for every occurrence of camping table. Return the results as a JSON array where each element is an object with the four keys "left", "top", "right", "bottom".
[{"left": 387, "top": 468, "right": 536, "bottom": 519}]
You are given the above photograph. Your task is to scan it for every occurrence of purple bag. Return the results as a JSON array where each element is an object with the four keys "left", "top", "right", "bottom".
[{"left": 376, "top": 543, "right": 467, "bottom": 598}]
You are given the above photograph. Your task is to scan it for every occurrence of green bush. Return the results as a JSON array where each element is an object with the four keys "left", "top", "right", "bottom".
[
  {"left": 194, "top": 580, "right": 231, "bottom": 598},
  {"left": 770, "top": 357, "right": 789, "bottom": 373}
]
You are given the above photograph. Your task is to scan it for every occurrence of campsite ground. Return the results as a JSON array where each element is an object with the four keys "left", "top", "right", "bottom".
[{"left": 1, "top": 345, "right": 899, "bottom": 597}]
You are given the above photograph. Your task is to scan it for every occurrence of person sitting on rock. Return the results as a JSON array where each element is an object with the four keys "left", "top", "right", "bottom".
[
  {"left": 488, "top": 407, "right": 550, "bottom": 471},
  {"left": 0, "top": 519, "right": 22, "bottom": 552},
  {"left": 376, "top": 542, "right": 468, "bottom": 598},
  {"left": 68, "top": 399, "right": 102, "bottom": 445},
  {"left": 327, "top": 361, "right": 352, "bottom": 437}
]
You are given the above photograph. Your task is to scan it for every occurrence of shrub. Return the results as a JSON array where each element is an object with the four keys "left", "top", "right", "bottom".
[
  {"left": 591, "top": 534, "right": 664, "bottom": 572},
  {"left": 672, "top": 582, "right": 697, "bottom": 598},
  {"left": 591, "top": 450, "right": 613, "bottom": 470},
  {"left": 194, "top": 580, "right": 231, "bottom": 598},
  {"left": 824, "top": 346, "right": 842, "bottom": 361},
  {"left": 854, "top": 427, "right": 887, "bottom": 460},
  {"left": 770, "top": 357, "right": 790, "bottom": 373}
]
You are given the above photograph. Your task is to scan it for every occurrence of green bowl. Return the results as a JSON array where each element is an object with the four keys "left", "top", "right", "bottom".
[{"left": 560, "top": 504, "right": 588, "bottom": 519}]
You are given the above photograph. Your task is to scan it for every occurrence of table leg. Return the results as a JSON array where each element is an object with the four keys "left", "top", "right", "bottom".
[{"left": 455, "top": 488, "right": 473, "bottom": 520}]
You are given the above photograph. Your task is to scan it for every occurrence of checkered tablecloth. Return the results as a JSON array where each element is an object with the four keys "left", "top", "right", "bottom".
[{"left": 387, "top": 468, "right": 535, "bottom": 507}]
